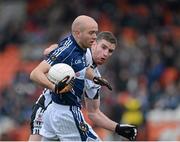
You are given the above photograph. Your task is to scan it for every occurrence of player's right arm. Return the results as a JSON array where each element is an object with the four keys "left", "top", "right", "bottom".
[
  {"left": 31, "top": 43, "right": 58, "bottom": 91},
  {"left": 30, "top": 60, "right": 55, "bottom": 91},
  {"left": 31, "top": 43, "right": 73, "bottom": 94},
  {"left": 30, "top": 60, "right": 71, "bottom": 94}
]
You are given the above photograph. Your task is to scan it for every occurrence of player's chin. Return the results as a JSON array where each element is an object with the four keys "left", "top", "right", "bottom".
[
  {"left": 97, "top": 61, "right": 104, "bottom": 65},
  {"left": 86, "top": 44, "right": 92, "bottom": 48}
]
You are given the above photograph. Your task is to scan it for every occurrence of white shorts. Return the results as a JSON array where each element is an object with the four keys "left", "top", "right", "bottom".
[
  {"left": 40, "top": 102, "right": 99, "bottom": 141},
  {"left": 30, "top": 93, "right": 52, "bottom": 135},
  {"left": 30, "top": 104, "right": 45, "bottom": 134}
]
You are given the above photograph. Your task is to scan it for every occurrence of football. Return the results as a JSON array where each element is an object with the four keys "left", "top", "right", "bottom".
[{"left": 47, "top": 63, "right": 75, "bottom": 84}]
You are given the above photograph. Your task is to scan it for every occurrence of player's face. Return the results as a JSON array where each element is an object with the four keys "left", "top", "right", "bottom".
[
  {"left": 93, "top": 39, "right": 115, "bottom": 65},
  {"left": 79, "top": 23, "right": 98, "bottom": 49}
]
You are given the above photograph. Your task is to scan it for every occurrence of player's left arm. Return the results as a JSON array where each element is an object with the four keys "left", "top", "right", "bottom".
[
  {"left": 84, "top": 96, "right": 117, "bottom": 131},
  {"left": 84, "top": 96, "right": 137, "bottom": 141}
]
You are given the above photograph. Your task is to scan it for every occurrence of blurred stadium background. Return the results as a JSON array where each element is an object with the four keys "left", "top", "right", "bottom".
[{"left": 0, "top": 0, "right": 179, "bottom": 141}]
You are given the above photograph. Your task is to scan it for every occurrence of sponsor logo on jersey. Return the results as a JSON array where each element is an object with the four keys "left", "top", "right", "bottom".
[
  {"left": 75, "top": 59, "right": 82, "bottom": 64},
  {"left": 50, "top": 55, "right": 57, "bottom": 61},
  {"left": 79, "top": 122, "right": 88, "bottom": 133},
  {"left": 36, "top": 113, "right": 43, "bottom": 122}
]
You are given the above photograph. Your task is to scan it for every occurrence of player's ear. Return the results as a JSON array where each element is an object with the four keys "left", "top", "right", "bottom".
[
  {"left": 76, "top": 31, "right": 81, "bottom": 38},
  {"left": 76, "top": 28, "right": 82, "bottom": 38},
  {"left": 72, "top": 30, "right": 80, "bottom": 38}
]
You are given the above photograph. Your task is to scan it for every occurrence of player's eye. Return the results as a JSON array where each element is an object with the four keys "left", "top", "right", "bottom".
[{"left": 109, "top": 49, "right": 113, "bottom": 53}]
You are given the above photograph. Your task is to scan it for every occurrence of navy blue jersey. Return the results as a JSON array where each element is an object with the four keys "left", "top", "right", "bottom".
[{"left": 45, "top": 34, "right": 87, "bottom": 108}]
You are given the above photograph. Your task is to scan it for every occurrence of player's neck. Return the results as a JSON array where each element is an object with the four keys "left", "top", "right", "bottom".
[{"left": 72, "top": 34, "right": 87, "bottom": 51}]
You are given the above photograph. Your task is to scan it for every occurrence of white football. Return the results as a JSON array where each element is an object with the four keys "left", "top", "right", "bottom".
[{"left": 47, "top": 63, "right": 75, "bottom": 84}]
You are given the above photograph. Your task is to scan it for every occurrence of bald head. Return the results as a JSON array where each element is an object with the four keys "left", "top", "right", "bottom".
[
  {"left": 71, "top": 15, "right": 98, "bottom": 49},
  {"left": 71, "top": 15, "right": 98, "bottom": 33}
]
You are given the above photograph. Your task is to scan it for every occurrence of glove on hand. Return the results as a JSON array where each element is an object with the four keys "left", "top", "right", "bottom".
[
  {"left": 115, "top": 124, "right": 137, "bottom": 141},
  {"left": 93, "top": 76, "right": 112, "bottom": 91},
  {"left": 54, "top": 76, "right": 74, "bottom": 94}
]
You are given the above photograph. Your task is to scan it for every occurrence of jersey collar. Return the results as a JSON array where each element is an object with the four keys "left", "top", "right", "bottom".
[{"left": 89, "top": 48, "right": 97, "bottom": 68}]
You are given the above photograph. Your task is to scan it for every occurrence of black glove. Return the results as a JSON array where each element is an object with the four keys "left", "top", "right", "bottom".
[
  {"left": 93, "top": 76, "right": 112, "bottom": 91},
  {"left": 115, "top": 124, "right": 137, "bottom": 141},
  {"left": 68, "top": 77, "right": 75, "bottom": 88},
  {"left": 54, "top": 76, "right": 71, "bottom": 94}
]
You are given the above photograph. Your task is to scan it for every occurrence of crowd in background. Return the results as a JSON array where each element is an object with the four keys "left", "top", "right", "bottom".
[{"left": 0, "top": 0, "right": 179, "bottom": 140}]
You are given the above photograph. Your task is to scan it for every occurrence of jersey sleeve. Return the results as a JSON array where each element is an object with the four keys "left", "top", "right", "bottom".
[
  {"left": 85, "top": 49, "right": 103, "bottom": 99},
  {"left": 44, "top": 47, "right": 57, "bottom": 60},
  {"left": 45, "top": 44, "right": 70, "bottom": 66},
  {"left": 85, "top": 48, "right": 93, "bottom": 67},
  {"left": 84, "top": 79, "right": 101, "bottom": 99},
  {"left": 84, "top": 67, "right": 102, "bottom": 99}
]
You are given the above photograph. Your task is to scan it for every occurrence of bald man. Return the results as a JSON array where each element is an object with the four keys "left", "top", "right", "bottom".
[{"left": 28, "top": 15, "right": 99, "bottom": 141}]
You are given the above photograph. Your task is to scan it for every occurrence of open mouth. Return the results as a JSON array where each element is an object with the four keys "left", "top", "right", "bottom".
[
  {"left": 90, "top": 41, "right": 94, "bottom": 44},
  {"left": 100, "top": 58, "right": 106, "bottom": 62}
]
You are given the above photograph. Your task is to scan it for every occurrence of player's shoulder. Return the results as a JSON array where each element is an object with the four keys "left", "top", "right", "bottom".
[
  {"left": 49, "top": 35, "right": 75, "bottom": 56},
  {"left": 58, "top": 35, "right": 74, "bottom": 49}
]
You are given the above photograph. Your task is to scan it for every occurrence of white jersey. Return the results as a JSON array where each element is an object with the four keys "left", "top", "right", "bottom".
[
  {"left": 35, "top": 89, "right": 52, "bottom": 107},
  {"left": 84, "top": 49, "right": 101, "bottom": 99}
]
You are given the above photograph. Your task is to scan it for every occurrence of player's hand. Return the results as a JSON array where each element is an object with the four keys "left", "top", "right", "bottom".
[
  {"left": 115, "top": 124, "right": 137, "bottom": 141},
  {"left": 43, "top": 44, "right": 58, "bottom": 56},
  {"left": 59, "top": 77, "right": 75, "bottom": 93},
  {"left": 93, "top": 76, "right": 112, "bottom": 91},
  {"left": 54, "top": 76, "right": 74, "bottom": 94}
]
